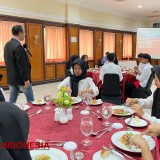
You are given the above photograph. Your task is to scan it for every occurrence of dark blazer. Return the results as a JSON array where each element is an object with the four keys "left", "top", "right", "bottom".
[
  {"left": 4, "top": 38, "right": 31, "bottom": 85},
  {"left": 0, "top": 102, "right": 31, "bottom": 160}
]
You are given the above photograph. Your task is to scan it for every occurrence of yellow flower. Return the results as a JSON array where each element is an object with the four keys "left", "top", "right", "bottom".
[
  {"left": 58, "top": 92, "right": 63, "bottom": 97},
  {"left": 64, "top": 99, "right": 70, "bottom": 105},
  {"left": 61, "top": 86, "right": 67, "bottom": 92}
]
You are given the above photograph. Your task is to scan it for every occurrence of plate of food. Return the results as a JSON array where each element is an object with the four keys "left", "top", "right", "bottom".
[
  {"left": 93, "top": 149, "right": 124, "bottom": 160},
  {"left": 111, "top": 131, "right": 155, "bottom": 153},
  {"left": 30, "top": 148, "right": 68, "bottom": 160},
  {"left": 71, "top": 97, "right": 82, "bottom": 104},
  {"left": 90, "top": 99, "right": 103, "bottom": 105},
  {"left": 32, "top": 99, "right": 46, "bottom": 105},
  {"left": 112, "top": 105, "right": 135, "bottom": 116},
  {"left": 125, "top": 116, "right": 148, "bottom": 127}
]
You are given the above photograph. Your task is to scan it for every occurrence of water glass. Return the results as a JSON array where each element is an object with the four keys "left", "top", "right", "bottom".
[
  {"left": 102, "top": 104, "right": 112, "bottom": 126},
  {"left": 44, "top": 94, "right": 51, "bottom": 110},
  {"left": 84, "top": 93, "right": 91, "bottom": 110},
  {"left": 80, "top": 117, "right": 93, "bottom": 146}
]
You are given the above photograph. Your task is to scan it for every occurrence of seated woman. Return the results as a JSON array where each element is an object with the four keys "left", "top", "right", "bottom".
[
  {"left": 0, "top": 102, "right": 31, "bottom": 160},
  {"left": 81, "top": 54, "right": 89, "bottom": 69},
  {"left": 58, "top": 59, "right": 99, "bottom": 97},
  {"left": 126, "top": 65, "right": 160, "bottom": 124},
  {"left": 66, "top": 55, "right": 79, "bottom": 75}
]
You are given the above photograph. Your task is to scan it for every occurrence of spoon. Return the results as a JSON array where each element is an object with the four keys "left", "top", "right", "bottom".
[
  {"left": 92, "top": 112, "right": 102, "bottom": 120},
  {"left": 127, "top": 126, "right": 133, "bottom": 131},
  {"left": 96, "top": 110, "right": 107, "bottom": 119},
  {"left": 74, "top": 151, "right": 84, "bottom": 160},
  {"left": 91, "top": 127, "right": 109, "bottom": 136},
  {"left": 74, "top": 106, "right": 79, "bottom": 109},
  {"left": 29, "top": 109, "right": 42, "bottom": 117}
]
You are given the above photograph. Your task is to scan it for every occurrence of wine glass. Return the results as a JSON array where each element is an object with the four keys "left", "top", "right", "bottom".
[
  {"left": 102, "top": 104, "right": 112, "bottom": 126},
  {"left": 84, "top": 93, "right": 91, "bottom": 110},
  {"left": 44, "top": 94, "right": 51, "bottom": 110},
  {"left": 80, "top": 117, "right": 93, "bottom": 146}
]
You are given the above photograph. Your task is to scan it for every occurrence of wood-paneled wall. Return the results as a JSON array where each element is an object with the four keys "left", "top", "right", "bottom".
[{"left": 115, "top": 32, "right": 123, "bottom": 60}]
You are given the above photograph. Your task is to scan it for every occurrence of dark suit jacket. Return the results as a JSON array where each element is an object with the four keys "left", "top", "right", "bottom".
[
  {"left": 0, "top": 102, "right": 31, "bottom": 160},
  {"left": 4, "top": 38, "right": 31, "bottom": 85}
]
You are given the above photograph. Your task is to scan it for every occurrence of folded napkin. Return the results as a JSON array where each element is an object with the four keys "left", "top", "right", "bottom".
[{"left": 133, "top": 80, "right": 140, "bottom": 89}]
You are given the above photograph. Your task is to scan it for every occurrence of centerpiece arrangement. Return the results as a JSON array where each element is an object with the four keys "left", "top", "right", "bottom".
[{"left": 53, "top": 86, "right": 73, "bottom": 124}]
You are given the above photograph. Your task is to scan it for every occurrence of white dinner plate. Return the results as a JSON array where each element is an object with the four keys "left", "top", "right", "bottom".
[
  {"left": 112, "top": 105, "right": 135, "bottom": 116},
  {"left": 30, "top": 148, "right": 68, "bottom": 160},
  {"left": 93, "top": 150, "right": 124, "bottom": 160},
  {"left": 14, "top": 103, "right": 31, "bottom": 111},
  {"left": 125, "top": 117, "right": 147, "bottom": 127},
  {"left": 90, "top": 99, "right": 103, "bottom": 106},
  {"left": 71, "top": 97, "right": 82, "bottom": 104},
  {"left": 111, "top": 131, "right": 155, "bottom": 153},
  {"left": 32, "top": 100, "right": 46, "bottom": 105}
]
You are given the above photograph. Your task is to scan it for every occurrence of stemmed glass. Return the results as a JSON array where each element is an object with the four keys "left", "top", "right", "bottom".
[
  {"left": 44, "top": 94, "right": 52, "bottom": 110},
  {"left": 80, "top": 117, "right": 93, "bottom": 146},
  {"left": 102, "top": 104, "right": 112, "bottom": 126},
  {"left": 84, "top": 93, "right": 91, "bottom": 110}
]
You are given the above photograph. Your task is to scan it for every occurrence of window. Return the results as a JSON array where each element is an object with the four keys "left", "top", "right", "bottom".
[
  {"left": 123, "top": 34, "right": 132, "bottom": 58},
  {"left": 44, "top": 26, "right": 66, "bottom": 62},
  {"left": 0, "top": 21, "right": 25, "bottom": 65},
  {"left": 79, "top": 29, "right": 93, "bottom": 60},
  {"left": 103, "top": 32, "right": 115, "bottom": 55}
]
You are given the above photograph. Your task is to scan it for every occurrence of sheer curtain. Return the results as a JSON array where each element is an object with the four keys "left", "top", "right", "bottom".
[
  {"left": 103, "top": 32, "right": 115, "bottom": 56},
  {"left": 123, "top": 34, "right": 132, "bottom": 58},
  {"left": 45, "top": 26, "right": 66, "bottom": 62},
  {"left": 0, "top": 21, "right": 25, "bottom": 65},
  {"left": 79, "top": 29, "right": 93, "bottom": 60}
]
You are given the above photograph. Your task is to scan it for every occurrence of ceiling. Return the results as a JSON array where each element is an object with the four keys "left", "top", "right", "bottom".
[{"left": 52, "top": 0, "right": 160, "bottom": 21}]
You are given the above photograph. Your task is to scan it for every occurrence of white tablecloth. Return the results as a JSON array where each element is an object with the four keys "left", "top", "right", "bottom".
[{"left": 119, "top": 60, "right": 137, "bottom": 69}]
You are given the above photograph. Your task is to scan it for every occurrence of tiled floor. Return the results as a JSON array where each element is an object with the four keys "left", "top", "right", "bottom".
[{"left": 4, "top": 81, "right": 156, "bottom": 115}]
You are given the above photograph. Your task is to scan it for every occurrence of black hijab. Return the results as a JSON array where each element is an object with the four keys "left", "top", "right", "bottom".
[
  {"left": 70, "top": 59, "right": 87, "bottom": 97},
  {"left": 151, "top": 65, "right": 160, "bottom": 119},
  {"left": 0, "top": 102, "right": 31, "bottom": 160},
  {"left": 66, "top": 55, "right": 79, "bottom": 70}
]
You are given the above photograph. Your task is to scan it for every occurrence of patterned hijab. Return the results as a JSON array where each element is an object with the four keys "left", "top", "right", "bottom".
[{"left": 70, "top": 59, "right": 87, "bottom": 97}]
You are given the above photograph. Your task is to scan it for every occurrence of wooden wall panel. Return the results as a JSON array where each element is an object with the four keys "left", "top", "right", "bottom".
[
  {"left": 151, "top": 59, "right": 158, "bottom": 66},
  {"left": 27, "top": 23, "right": 44, "bottom": 82},
  {"left": 88, "top": 61, "right": 94, "bottom": 68},
  {"left": 132, "top": 34, "right": 136, "bottom": 60},
  {"left": 94, "top": 30, "right": 102, "bottom": 65},
  {"left": 69, "top": 27, "right": 79, "bottom": 58},
  {"left": 0, "top": 68, "right": 7, "bottom": 86},
  {"left": 115, "top": 32, "right": 123, "bottom": 60},
  {"left": 45, "top": 64, "right": 55, "bottom": 80},
  {"left": 56, "top": 64, "right": 65, "bottom": 78}
]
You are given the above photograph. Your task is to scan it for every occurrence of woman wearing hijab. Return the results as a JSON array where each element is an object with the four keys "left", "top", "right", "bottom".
[
  {"left": 81, "top": 54, "right": 89, "bottom": 69},
  {"left": 66, "top": 55, "right": 79, "bottom": 75},
  {"left": 58, "top": 59, "right": 99, "bottom": 97},
  {"left": 126, "top": 65, "right": 160, "bottom": 124},
  {"left": 0, "top": 102, "right": 31, "bottom": 160}
]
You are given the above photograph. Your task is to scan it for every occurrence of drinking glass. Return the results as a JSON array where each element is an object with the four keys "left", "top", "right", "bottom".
[
  {"left": 44, "top": 94, "right": 52, "bottom": 110},
  {"left": 95, "top": 65, "right": 98, "bottom": 69},
  {"left": 102, "top": 104, "right": 112, "bottom": 126},
  {"left": 80, "top": 117, "right": 93, "bottom": 146},
  {"left": 84, "top": 93, "right": 91, "bottom": 110}
]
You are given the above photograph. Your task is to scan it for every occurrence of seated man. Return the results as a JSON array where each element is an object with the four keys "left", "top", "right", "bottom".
[
  {"left": 99, "top": 53, "right": 123, "bottom": 82},
  {"left": 0, "top": 102, "right": 31, "bottom": 160},
  {"left": 134, "top": 53, "right": 144, "bottom": 74},
  {"left": 101, "top": 52, "right": 109, "bottom": 65},
  {"left": 125, "top": 53, "right": 153, "bottom": 98}
]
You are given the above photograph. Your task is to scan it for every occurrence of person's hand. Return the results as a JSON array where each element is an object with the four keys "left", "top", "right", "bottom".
[
  {"left": 126, "top": 98, "right": 138, "bottom": 106},
  {"left": 130, "top": 134, "right": 148, "bottom": 148},
  {"left": 66, "top": 87, "right": 72, "bottom": 96},
  {"left": 78, "top": 89, "right": 87, "bottom": 97},
  {"left": 131, "top": 104, "right": 144, "bottom": 117},
  {"left": 24, "top": 80, "right": 30, "bottom": 88},
  {"left": 142, "top": 124, "right": 160, "bottom": 137}
]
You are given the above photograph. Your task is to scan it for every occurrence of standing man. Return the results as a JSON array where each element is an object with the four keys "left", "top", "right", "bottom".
[{"left": 4, "top": 25, "right": 34, "bottom": 103}]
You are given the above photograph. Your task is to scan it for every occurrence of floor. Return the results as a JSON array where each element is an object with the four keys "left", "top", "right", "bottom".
[{"left": 4, "top": 81, "right": 156, "bottom": 115}]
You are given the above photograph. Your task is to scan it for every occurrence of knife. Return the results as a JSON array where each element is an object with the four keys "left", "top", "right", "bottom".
[
  {"left": 96, "top": 125, "right": 112, "bottom": 138},
  {"left": 127, "top": 115, "right": 134, "bottom": 125}
]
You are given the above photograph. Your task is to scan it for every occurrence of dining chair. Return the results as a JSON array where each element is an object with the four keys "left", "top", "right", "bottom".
[{"left": 101, "top": 73, "right": 122, "bottom": 105}]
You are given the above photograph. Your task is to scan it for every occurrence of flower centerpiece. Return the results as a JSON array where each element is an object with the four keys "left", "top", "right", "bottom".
[
  {"left": 53, "top": 86, "right": 72, "bottom": 124},
  {"left": 53, "top": 86, "right": 72, "bottom": 108}
]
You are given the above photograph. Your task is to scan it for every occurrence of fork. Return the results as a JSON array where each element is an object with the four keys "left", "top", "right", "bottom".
[
  {"left": 96, "top": 125, "right": 112, "bottom": 138},
  {"left": 109, "top": 144, "right": 136, "bottom": 160}
]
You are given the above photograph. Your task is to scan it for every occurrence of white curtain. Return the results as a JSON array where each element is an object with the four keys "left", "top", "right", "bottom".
[
  {"left": 123, "top": 34, "right": 132, "bottom": 58},
  {"left": 79, "top": 29, "right": 93, "bottom": 60},
  {"left": 103, "top": 32, "right": 115, "bottom": 56}
]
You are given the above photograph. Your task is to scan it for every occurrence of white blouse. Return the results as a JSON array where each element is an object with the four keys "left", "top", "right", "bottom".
[
  {"left": 138, "top": 94, "right": 160, "bottom": 124},
  {"left": 57, "top": 77, "right": 99, "bottom": 97}
]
